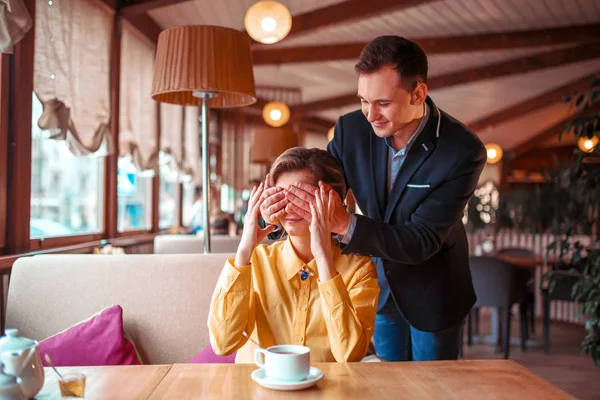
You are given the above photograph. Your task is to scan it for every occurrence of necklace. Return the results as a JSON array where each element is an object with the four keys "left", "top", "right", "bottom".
[{"left": 299, "top": 267, "right": 314, "bottom": 281}]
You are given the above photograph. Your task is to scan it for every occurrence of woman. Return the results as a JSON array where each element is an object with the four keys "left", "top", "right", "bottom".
[{"left": 208, "top": 148, "right": 379, "bottom": 363}]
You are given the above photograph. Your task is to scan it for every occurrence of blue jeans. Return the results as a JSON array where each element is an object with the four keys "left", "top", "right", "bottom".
[{"left": 373, "top": 297, "right": 464, "bottom": 361}]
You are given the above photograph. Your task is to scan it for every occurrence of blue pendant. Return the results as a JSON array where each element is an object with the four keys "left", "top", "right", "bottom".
[{"left": 300, "top": 271, "right": 309, "bottom": 281}]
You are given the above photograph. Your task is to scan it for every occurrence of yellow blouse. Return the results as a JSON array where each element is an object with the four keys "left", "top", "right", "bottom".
[{"left": 208, "top": 238, "right": 379, "bottom": 363}]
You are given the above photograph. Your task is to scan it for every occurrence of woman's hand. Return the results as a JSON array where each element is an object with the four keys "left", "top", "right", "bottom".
[
  {"left": 259, "top": 174, "right": 287, "bottom": 225},
  {"left": 309, "top": 188, "right": 337, "bottom": 281},
  {"left": 235, "top": 183, "right": 275, "bottom": 267}
]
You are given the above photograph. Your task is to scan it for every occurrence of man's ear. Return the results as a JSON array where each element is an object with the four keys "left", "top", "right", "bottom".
[{"left": 410, "top": 82, "right": 428, "bottom": 105}]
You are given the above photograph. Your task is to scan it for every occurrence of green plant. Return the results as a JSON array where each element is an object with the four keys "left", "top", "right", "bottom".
[{"left": 543, "top": 76, "right": 600, "bottom": 365}]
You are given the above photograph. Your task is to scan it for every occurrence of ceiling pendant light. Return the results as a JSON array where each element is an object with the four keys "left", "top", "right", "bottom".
[
  {"left": 245, "top": 0, "right": 292, "bottom": 44},
  {"left": 577, "top": 135, "right": 599, "bottom": 153},
  {"left": 485, "top": 143, "right": 503, "bottom": 164},
  {"left": 262, "top": 101, "right": 290, "bottom": 127}
]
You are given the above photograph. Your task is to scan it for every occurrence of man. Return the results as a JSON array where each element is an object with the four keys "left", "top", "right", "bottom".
[{"left": 260, "top": 36, "right": 486, "bottom": 361}]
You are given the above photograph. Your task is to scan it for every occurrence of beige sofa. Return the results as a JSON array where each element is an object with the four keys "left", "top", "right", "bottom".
[
  {"left": 154, "top": 234, "right": 275, "bottom": 254},
  {"left": 5, "top": 253, "right": 232, "bottom": 365}
]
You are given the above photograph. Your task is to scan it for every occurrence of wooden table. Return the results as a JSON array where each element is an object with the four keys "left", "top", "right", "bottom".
[
  {"left": 494, "top": 252, "right": 550, "bottom": 268},
  {"left": 36, "top": 365, "right": 171, "bottom": 399},
  {"left": 148, "top": 361, "right": 574, "bottom": 399}
]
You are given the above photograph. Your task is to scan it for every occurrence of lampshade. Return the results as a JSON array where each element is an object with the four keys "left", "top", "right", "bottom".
[
  {"left": 151, "top": 25, "right": 256, "bottom": 108},
  {"left": 262, "top": 101, "right": 290, "bottom": 127},
  {"left": 485, "top": 143, "right": 503, "bottom": 164},
  {"left": 577, "top": 135, "right": 599, "bottom": 153},
  {"left": 327, "top": 126, "right": 335, "bottom": 142},
  {"left": 244, "top": 0, "right": 292, "bottom": 44},
  {"left": 251, "top": 126, "right": 297, "bottom": 164}
]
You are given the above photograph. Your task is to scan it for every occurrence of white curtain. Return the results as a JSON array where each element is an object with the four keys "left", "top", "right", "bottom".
[
  {"left": 183, "top": 106, "right": 201, "bottom": 185},
  {"left": 33, "top": 0, "right": 112, "bottom": 155},
  {"left": 160, "top": 103, "right": 183, "bottom": 171},
  {"left": 119, "top": 20, "right": 158, "bottom": 172},
  {"left": 0, "top": 0, "right": 32, "bottom": 53}
]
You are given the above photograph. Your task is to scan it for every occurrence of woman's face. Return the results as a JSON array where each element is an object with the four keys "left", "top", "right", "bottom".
[{"left": 275, "top": 169, "right": 315, "bottom": 237}]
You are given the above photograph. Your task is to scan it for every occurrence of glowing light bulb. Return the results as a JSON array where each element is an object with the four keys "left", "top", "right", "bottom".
[
  {"left": 261, "top": 17, "right": 277, "bottom": 32},
  {"left": 269, "top": 109, "right": 282, "bottom": 121}
]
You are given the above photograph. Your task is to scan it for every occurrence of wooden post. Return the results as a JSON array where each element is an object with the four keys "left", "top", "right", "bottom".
[
  {"left": 0, "top": 55, "right": 9, "bottom": 251},
  {"left": 6, "top": 0, "right": 35, "bottom": 254},
  {"left": 105, "top": 15, "right": 121, "bottom": 238},
  {"left": 152, "top": 102, "right": 161, "bottom": 232}
]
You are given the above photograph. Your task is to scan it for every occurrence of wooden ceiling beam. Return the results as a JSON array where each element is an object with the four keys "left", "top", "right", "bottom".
[
  {"left": 512, "top": 102, "right": 600, "bottom": 158},
  {"left": 120, "top": 0, "right": 192, "bottom": 17},
  {"left": 469, "top": 72, "right": 599, "bottom": 132},
  {"left": 304, "top": 116, "right": 335, "bottom": 133},
  {"left": 296, "top": 42, "right": 600, "bottom": 114},
  {"left": 123, "top": 12, "right": 162, "bottom": 43},
  {"left": 510, "top": 145, "right": 577, "bottom": 172},
  {"left": 252, "top": 24, "right": 600, "bottom": 65},
  {"left": 276, "top": 0, "right": 436, "bottom": 42}
]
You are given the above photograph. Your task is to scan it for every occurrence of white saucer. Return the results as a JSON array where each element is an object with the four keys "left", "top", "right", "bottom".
[{"left": 251, "top": 367, "right": 324, "bottom": 391}]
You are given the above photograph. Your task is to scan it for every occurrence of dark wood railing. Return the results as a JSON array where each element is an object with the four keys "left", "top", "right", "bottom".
[{"left": 0, "top": 233, "right": 156, "bottom": 332}]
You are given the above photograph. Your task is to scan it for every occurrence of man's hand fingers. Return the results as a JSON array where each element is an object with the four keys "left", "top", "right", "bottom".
[
  {"left": 285, "top": 190, "right": 311, "bottom": 212},
  {"left": 286, "top": 202, "right": 311, "bottom": 221},
  {"left": 270, "top": 208, "right": 286, "bottom": 222},
  {"left": 289, "top": 183, "right": 318, "bottom": 202},
  {"left": 260, "top": 186, "right": 284, "bottom": 202},
  {"left": 261, "top": 190, "right": 285, "bottom": 208}
]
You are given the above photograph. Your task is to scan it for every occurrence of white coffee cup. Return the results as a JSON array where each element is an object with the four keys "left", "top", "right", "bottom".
[{"left": 254, "top": 345, "right": 310, "bottom": 382}]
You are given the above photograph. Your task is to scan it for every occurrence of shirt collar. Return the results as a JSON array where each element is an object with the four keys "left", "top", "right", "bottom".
[
  {"left": 281, "top": 238, "right": 338, "bottom": 281},
  {"left": 385, "top": 102, "right": 430, "bottom": 155}
]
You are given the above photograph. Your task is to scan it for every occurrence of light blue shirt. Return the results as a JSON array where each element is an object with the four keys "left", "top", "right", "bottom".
[
  {"left": 340, "top": 103, "right": 430, "bottom": 244},
  {"left": 385, "top": 103, "right": 429, "bottom": 195}
]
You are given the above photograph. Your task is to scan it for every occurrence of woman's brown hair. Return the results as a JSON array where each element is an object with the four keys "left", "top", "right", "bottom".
[{"left": 269, "top": 147, "right": 347, "bottom": 199}]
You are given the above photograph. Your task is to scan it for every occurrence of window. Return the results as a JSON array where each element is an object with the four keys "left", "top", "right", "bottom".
[
  {"left": 117, "top": 156, "right": 152, "bottom": 232},
  {"left": 117, "top": 22, "right": 157, "bottom": 232},
  {"left": 30, "top": 94, "right": 104, "bottom": 238},
  {"left": 220, "top": 184, "right": 235, "bottom": 214},
  {"left": 158, "top": 152, "right": 178, "bottom": 229},
  {"left": 182, "top": 181, "right": 196, "bottom": 227}
]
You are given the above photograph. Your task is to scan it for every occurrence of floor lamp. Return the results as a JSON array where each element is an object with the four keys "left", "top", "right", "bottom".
[{"left": 151, "top": 26, "right": 256, "bottom": 253}]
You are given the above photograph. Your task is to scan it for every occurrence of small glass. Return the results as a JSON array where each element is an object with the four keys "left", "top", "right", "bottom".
[{"left": 58, "top": 373, "right": 86, "bottom": 398}]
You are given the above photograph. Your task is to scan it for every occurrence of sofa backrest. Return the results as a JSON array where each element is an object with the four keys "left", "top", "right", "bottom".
[
  {"left": 5, "top": 253, "right": 232, "bottom": 365},
  {"left": 154, "top": 234, "right": 275, "bottom": 254},
  {"left": 154, "top": 234, "right": 242, "bottom": 254}
]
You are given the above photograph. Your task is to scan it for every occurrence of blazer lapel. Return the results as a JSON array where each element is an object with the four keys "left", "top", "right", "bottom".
[
  {"left": 383, "top": 105, "right": 439, "bottom": 223},
  {"left": 370, "top": 129, "right": 387, "bottom": 220}
]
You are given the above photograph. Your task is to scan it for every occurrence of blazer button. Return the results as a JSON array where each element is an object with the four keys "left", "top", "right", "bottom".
[{"left": 385, "top": 270, "right": 392, "bottom": 277}]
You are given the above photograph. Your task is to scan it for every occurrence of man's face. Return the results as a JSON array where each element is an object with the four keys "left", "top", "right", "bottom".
[{"left": 357, "top": 66, "right": 418, "bottom": 139}]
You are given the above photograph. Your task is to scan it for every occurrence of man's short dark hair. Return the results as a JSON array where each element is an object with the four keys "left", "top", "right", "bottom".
[
  {"left": 194, "top": 186, "right": 203, "bottom": 198},
  {"left": 355, "top": 35, "right": 428, "bottom": 89}
]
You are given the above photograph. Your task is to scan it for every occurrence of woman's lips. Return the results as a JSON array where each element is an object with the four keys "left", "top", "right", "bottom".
[{"left": 284, "top": 218, "right": 303, "bottom": 224}]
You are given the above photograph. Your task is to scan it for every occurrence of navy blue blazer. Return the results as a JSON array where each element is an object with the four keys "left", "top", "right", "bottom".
[{"left": 328, "top": 97, "right": 486, "bottom": 332}]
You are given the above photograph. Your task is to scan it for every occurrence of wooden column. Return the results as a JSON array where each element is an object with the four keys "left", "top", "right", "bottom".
[
  {"left": 152, "top": 102, "right": 161, "bottom": 232},
  {"left": 5, "top": 0, "right": 35, "bottom": 254},
  {"left": 500, "top": 154, "right": 514, "bottom": 191},
  {"left": 0, "top": 55, "right": 9, "bottom": 251},
  {"left": 105, "top": 15, "right": 121, "bottom": 239}
]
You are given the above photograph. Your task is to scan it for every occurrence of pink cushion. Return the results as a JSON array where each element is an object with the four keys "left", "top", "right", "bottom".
[
  {"left": 40, "top": 305, "right": 141, "bottom": 366},
  {"left": 189, "top": 345, "right": 236, "bottom": 364}
]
